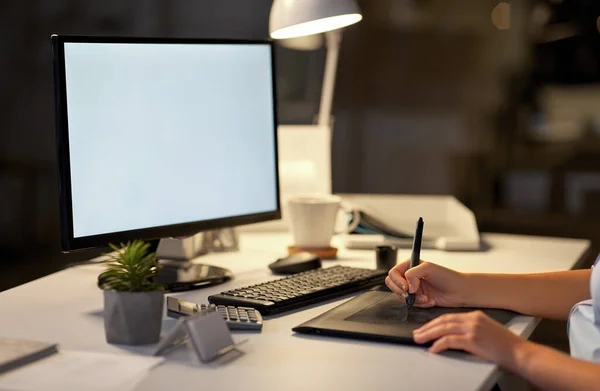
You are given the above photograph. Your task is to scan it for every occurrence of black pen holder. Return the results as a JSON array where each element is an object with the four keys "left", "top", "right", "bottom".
[{"left": 376, "top": 245, "right": 398, "bottom": 270}]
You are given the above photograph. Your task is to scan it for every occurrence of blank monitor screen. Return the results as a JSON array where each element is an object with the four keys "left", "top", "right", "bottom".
[{"left": 52, "top": 37, "right": 279, "bottom": 250}]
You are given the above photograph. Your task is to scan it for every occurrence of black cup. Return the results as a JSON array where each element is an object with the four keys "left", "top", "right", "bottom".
[{"left": 376, "top": 245, "right": 398, "bottom": 270}]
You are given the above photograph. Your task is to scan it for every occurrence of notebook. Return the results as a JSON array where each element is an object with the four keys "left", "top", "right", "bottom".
[{"left": 0, "top": 338, "right": 58, "bottom": 375}]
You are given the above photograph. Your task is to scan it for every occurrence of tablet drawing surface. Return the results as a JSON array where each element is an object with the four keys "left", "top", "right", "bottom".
[{"left": 293, "top": 291, "right": 519, "bottom": 345}]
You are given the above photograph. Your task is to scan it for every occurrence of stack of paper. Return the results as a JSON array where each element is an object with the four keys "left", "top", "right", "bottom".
[
  {"left": 0, "top": 338, "right": 58, "bottom": 375},
  {"left": 0, "top": 350, "right": 163, "bottom": 391},
  {"left": 339, "top": 193, "right": 482, "bottom": 251}
]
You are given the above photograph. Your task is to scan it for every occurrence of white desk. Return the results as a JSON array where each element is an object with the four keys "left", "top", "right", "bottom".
[{"left": 0, "top": 232, "right": 591, "bottom": 391}]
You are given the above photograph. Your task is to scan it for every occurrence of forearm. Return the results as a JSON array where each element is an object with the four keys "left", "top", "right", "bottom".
[
  {"left": 510, "top": 341, "right": 600, "bottom": 391},
  {"left": 462, "top": 270, "right": 591, "bottom": 320}
]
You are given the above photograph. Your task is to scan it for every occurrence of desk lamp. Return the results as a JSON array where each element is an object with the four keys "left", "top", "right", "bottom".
[
  {"left": 232, "top": 1, "right": 364, "bottom": 236},
  {"left": 246, "top": 0, "right": 363, "bottom": 234},
  {"left": 269, "top": 0, "right": 362, "bottom": 127}
]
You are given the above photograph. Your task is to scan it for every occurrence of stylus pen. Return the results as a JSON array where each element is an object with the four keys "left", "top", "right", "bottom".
[{"left": 406, "top": 217, "right": 424, "bottom": 311}]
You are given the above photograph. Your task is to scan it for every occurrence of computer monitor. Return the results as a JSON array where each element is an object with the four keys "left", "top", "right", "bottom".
[{"left": 51, "top": 35, "right": 280, "bottom": 290}]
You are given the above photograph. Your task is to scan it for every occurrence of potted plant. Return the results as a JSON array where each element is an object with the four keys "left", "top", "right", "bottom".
[{"left": 99, "top": 240, "right": 164, "bottom": 345}]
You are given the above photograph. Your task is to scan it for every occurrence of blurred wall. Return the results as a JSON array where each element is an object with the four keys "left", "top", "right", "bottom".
[{"left": 332, "top": 0, "right": 531, "bottom": 199}]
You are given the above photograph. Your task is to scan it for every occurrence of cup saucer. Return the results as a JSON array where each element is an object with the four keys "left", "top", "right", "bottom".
[{"left": 287, "top": 245, "right": 338, "bottom": 260}]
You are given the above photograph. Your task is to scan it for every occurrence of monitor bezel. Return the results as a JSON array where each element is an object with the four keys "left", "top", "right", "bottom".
[{"left": 51, "top": 34, "right": 281, "bottom": 252}]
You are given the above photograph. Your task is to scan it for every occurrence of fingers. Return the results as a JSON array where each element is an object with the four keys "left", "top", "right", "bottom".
[
  {"left": 412, "top": 311, "right": 516, "bottom": 365},
  {"left": 386, "top": 276, "right": 434, "bottom": 306},
  {"left": 413, "top": 313, "right": 474, "bottom": 354},
  {"left": 413, "top": 322, "right": 470, "bottom": 344},
  {"left": 390, "top": 259, "right": 411, "bottom": 276},
  {"left": 413, "top": 311, "right": 487, "bottom": 353},
  {"left": 414, "top": 294, "right": 435, "bottom": 308},
  {"left": 388, "top": 260, "right": 439, "bottom": 307},
  {"left": 404, "top": 262, "right": 432, "bottom": 294},
  {"left": 416, "top": 297, "right": 436, "bottom": 308},
  {"left": 389, "top": 260, "right": 431, "bottom": 294},
  {"left": 429, "top": 335, "right": 471, "bottom": 354},
  {"left": 390, "top": 261, "right": 435, "bottom": 294},
  {"left": 414, "top": 313, "right": 468, "bottom": 335},
  {"left": 385, "top": 276, "right": 405, "bottom": 297},
  {"left": 387, "top": 268, "right": 408, "bottom": 292}
]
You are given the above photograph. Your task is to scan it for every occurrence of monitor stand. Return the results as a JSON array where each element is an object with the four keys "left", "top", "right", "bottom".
[
  {"left": 155, "top": 260, "right": 233, "bottom": 292},
  {"left": 151, "top": 231, "right": 236, "bottom": 292}
]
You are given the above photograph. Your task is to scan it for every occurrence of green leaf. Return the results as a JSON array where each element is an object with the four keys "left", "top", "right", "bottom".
[{"left": 99, "top": 239, "right": 161, "bottom": 292}]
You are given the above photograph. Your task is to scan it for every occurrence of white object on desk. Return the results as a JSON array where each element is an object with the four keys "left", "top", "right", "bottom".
[
  {"left": 287, "top": 194, "right": 359, "bottom": 248},
  {"left": 0, "top": 232, "right": 590, "bottom": 391},
  {"left": 0, "top": 350, "right": 163, "bottom": 391},
  {"left": 338, "top": 193, "right": 481, "bottom": 251}
]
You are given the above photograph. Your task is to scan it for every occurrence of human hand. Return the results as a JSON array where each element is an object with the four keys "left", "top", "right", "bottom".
[
  {"left": 413, "top": 310, "right": 528, "bottom": 370},
  {"left": 385, "top": 260, "right": 469, "bottom": 308}
]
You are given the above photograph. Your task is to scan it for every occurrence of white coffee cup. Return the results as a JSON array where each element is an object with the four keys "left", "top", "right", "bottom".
[{"left": 287, "top": 194, "right": 360, "bottom": 248}]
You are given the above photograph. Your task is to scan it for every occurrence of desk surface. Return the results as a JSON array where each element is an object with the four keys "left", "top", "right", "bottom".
[{"left": 0, "top": 232, "right": 591, "bottom": 391}]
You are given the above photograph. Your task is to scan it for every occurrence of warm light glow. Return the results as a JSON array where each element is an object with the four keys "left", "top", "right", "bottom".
[
  {"left": 491, "top": 2, "right": 511, "bottom": 30},
  {"left": 597, "top": 16, "right": 600, "bottom": 34},
  {"left": 531, "top": 4, "right": 550, "bottom": 26},
  {"left": 270, "top": 14, "right": 362, "bottom": 39}
]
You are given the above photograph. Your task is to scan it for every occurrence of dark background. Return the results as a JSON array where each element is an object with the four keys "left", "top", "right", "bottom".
[
  {"left": 2, "top": 0, "right": 600, "bottom": 278},
  {"left": 2, "top": 0, "right": 600, "bottom": 363}
]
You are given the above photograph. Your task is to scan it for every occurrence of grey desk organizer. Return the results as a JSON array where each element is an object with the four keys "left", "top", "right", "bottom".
[{"left": 153, "top": 309, "right": 241, "bottom": 363}]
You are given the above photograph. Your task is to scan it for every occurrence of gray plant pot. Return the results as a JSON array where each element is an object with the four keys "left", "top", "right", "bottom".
[{"left": 103, "top": 289, "right": 164, "bottom": 345}]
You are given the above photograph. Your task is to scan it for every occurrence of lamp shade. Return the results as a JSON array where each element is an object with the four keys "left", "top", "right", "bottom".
[{"left": 269, "top": 0, "right": 362, "bottom": 39}]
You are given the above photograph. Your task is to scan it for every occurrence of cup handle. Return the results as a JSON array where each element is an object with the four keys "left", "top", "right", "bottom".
[{"left": 334, "top": 202, "right": 361, "bottom": 235}]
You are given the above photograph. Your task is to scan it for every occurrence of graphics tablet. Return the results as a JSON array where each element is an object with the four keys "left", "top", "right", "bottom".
[{"left": 292, "top": 290, "right": 519, "bottom": 346}]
